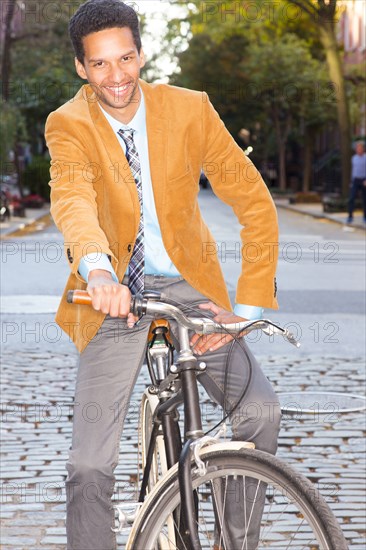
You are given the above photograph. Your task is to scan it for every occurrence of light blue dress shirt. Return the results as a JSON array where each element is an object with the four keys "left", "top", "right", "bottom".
[{"left": 78, "top": 91, "right": 263, "bottom": 320}]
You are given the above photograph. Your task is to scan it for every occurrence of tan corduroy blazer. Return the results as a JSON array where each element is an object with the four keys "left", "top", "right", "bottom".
[{"left": 45, "top": 79, "right": 279, "bottom": 352}]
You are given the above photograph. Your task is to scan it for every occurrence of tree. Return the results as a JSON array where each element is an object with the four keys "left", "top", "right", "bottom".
[
  {"left": 171, "top": 32, "right": 253, "bottom": 137},
  {"left": 1, "top": 0, "right": 17, "bottom": 101},
  {"left": 0, "top": 99, "right": 26, "bottom": 166},
  {"left": 0, "top": 98, "right": 28, "bottom": 196},
  {"left": 0, "top": 1, "right": 84, "bottom": 175},
  {"left": 287, "top": 0, "right": 351, "bottom": 195},
  {"left": 245, "top": 34, "right": 335, "bottom": 190},
  {"left": 0, "top": 1, "right": 86, "bottom": 197},
  {"left": 167, "top": 1, "right": 336, "bottom": 191}
]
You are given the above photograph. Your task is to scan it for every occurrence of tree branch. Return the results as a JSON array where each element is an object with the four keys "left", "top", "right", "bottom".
[
  {"left": 287, "top": 0, "right": 319, "bottom": 18},
  {"left": 329, "top": 0, "right": 337, "bottom": 17}
]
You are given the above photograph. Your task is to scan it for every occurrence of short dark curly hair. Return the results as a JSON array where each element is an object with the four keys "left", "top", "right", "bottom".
[{"left": 69, "top": 0, "right": 142, "bottom": 64}]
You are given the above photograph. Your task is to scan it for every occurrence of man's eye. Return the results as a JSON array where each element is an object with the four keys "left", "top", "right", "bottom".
[
  {"left": 94, "top": 62, "right": 104, "bottom": 67},
  {"left": 122, "top": 56, "right": 132, "bottom": 62}
]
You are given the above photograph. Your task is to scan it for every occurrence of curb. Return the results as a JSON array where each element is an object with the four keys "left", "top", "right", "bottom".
[
  {"left": 1, "top": 209, "right": 52, "bottom": 239},
  {"left": 275, "top": 201, "right": 366, "bottom": 231}
]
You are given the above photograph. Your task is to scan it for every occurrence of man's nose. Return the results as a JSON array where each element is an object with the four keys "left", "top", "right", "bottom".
[{"left": 109, "top": 63, "right": 126, "bottom": 84}]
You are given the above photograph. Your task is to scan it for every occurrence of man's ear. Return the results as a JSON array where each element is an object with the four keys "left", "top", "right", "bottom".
[
  {"left": 75, "top": 57, "right": 87, "bottom": 80},
  {"left": 139, "top": 48, "right": 146, "bottom": 70}
]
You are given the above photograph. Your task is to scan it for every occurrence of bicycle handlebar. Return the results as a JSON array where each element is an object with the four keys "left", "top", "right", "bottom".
[{"left": 67, "top": 290, "right": 300, "bottom": 347}]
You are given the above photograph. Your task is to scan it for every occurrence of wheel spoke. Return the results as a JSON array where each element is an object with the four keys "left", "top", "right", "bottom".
[
  {"left": 196, "top": 483, "right": 214, "bottom": 549},
  {"left": 242, "top": 475, "right": 247, "bottom": 550},
  {"left": 219, "top": 475, "right": 229, "bottom": 549},
  {"left": 261, "top": 490, "right": 291, "bottom": 542},
  {"left": 241, "top": 477, "right": 261, "bottom": 550},
  {"left": 159, "top": 515, "right": 188, "bottom": 549},
  {"left": 131, "top": 450, "right": 346, "bottom": 550}
]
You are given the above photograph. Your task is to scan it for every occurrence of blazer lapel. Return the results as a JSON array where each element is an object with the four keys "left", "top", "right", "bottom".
[{"left": 139, "top": 80, "right": 169, "bottom": 215}]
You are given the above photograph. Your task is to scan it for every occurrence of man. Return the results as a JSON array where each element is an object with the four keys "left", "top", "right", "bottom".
[
  {"left": 45, "top": 1, "right": 280, "bottom": 548},
  {"left": 347, "top": 141, "right": 366, "bottom": 224}
]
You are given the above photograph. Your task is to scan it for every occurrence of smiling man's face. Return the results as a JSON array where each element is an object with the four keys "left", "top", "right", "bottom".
[{"left": 75, "top": 26, "right": 145, "bottom": 124}]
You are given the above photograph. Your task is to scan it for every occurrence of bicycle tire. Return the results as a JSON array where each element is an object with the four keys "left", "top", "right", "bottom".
[{"left": 128, "top": 446, "right": 348, "bottom": 550}]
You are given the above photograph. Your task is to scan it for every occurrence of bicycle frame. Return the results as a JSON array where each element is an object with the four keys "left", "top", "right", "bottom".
[
  {"left": 139, "top": 319, "right": 212, "bottom": 549},
  {"left": 67, "top": 289, "right": 301, "bottom": 549}
]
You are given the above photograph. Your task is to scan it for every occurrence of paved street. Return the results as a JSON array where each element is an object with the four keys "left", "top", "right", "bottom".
[{"left": 1, "top": 189, "right": 365, "bottom": 549}]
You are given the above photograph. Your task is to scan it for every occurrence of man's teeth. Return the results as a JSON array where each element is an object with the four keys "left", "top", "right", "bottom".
[{"left": 106, "top": 84, "right": 129, "bottom": 92}]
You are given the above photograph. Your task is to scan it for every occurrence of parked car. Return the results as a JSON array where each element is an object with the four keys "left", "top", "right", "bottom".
[
  {"left": 21, "top": 194, "right": 45, "bottom": 208},
  {"left": 11, "top": 197, "right": 26, "bottom": 217}
]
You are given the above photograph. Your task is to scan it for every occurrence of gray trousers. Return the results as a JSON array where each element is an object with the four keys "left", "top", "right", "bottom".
[{"left": 66, "top": 276, "right": 281, "bottom": 549}]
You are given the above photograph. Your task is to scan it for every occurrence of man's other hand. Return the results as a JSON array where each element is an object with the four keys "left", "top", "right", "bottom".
[
  {"left": 190, "top": 302, "right": 248, "bottom": 355},
  {"left": 87, "top": 270, "right": 138, "bottom": 327}
]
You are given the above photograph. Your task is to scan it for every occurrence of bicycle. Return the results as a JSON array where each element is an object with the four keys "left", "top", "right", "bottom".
[{"left": 68, "top": 289, "right": 348, "bottom": 550}]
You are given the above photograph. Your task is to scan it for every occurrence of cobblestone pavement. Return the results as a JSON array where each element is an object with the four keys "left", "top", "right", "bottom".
[{"left": 1, "top": 348, "right": 365, "bottom": 549}]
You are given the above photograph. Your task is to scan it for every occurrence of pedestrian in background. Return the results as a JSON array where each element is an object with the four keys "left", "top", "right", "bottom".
[{"left": 347, "top": 141, "right": 366, "bottom": 224}]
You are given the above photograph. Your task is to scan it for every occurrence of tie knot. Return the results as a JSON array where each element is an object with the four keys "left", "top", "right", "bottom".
[{"left": 118, "top": 127, "right": 135, "bottom": 144}]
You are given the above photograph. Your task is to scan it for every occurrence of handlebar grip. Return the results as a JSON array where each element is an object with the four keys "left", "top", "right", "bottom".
[
  {"left": 67, "top": 290, "right": 92, "bottom": 305},
  {"left": 67, "top": 290, "right": 138, "bottom": 316},
  {"left": 67, "top": 290, "right": 154, "bottom": 319}
]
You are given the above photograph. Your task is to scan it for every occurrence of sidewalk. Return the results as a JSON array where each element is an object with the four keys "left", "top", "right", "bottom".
[
  {"left": 275, "top": 198, "right": 366, "bottom": 230},
  {"left": 0, "top": 207, "right": 52, "bottom": 238}
]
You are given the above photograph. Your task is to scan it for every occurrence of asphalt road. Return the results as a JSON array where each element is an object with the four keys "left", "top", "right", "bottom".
[
  {"left": 199, "top": 190, "right": 366, "bottom": 358},
  {"left": 1, "top": 188, "right": 365, "bottom": 357}
]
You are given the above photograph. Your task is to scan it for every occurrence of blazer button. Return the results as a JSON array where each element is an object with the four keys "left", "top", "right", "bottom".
[
  {"left": 67, "top": 248, "right": 73, "bottom": 264},
  {"left": 127, "top": 244, "right": 132, "bottom": 252}
]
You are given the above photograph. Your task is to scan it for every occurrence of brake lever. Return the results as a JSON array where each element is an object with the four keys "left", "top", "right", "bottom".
[{"left": 262, "top": 323, "right": 301, "bottom": 347}]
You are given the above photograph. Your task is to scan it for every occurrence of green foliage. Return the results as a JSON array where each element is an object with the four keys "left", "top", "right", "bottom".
[
  {"left": 172, "top": 32, "right": 252, "bottom": 136},
  {"left": 346, "top": 61, "right": 366, "bottom": 136},
  {"left": 21, "top": 156, "right": 51, "bottom": 199},
  {"left": 167, "top": 0, "right": 348, "bottom": 189},
  {"left": 0, "top": 99, "right": 28, "bottom": 168},
  {"left": 4, "top": 0, "right": 85, "bottom": 153},
  {"left": 244, "top": 33, "right": 336, "bottom": 127}
]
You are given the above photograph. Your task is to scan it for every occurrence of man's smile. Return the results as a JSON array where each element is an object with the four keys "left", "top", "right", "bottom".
[{"left": 103, "top": 81, "right": 133, "bottom": 99}]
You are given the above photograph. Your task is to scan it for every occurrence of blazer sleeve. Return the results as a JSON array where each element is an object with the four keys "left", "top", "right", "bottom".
[
  {"left": 201, "top": 93, "right": 279, "bottom": 309},
  {"left": 45, "top": 110, "right": 118, "bottom": 281}
]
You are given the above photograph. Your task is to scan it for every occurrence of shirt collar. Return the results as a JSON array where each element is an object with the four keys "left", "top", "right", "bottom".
[{"left": 98, "top": 87, "right": 146, "bottom": 135}]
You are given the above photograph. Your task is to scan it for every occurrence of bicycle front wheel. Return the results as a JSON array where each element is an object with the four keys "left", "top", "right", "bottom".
[
  {"left": 139, "top": 390, "right": 168, "bottom": 491},
  {"left": 129, "top": 446, "right": 348, "bottom": 550}
]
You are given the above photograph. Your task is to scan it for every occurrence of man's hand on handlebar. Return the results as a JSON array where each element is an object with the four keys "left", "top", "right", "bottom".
[
  {"left": 190, "top": 302, "right": 248, "bottom": 355},
  {"left": 87, "top": 270, "right": 139, "bottom": 327},
  {"left": 67, "top": 290, "right": 300, "bottom": 347}
]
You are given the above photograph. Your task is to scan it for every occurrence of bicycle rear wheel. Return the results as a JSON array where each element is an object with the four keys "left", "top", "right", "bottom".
[{"left": 129, "top": 446, "right": 348, "bottom": 550}]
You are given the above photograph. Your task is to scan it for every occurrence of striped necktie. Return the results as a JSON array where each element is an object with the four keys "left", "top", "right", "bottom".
[{"left": 117, "top": 128, "right": 144, "bottom": 295}]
